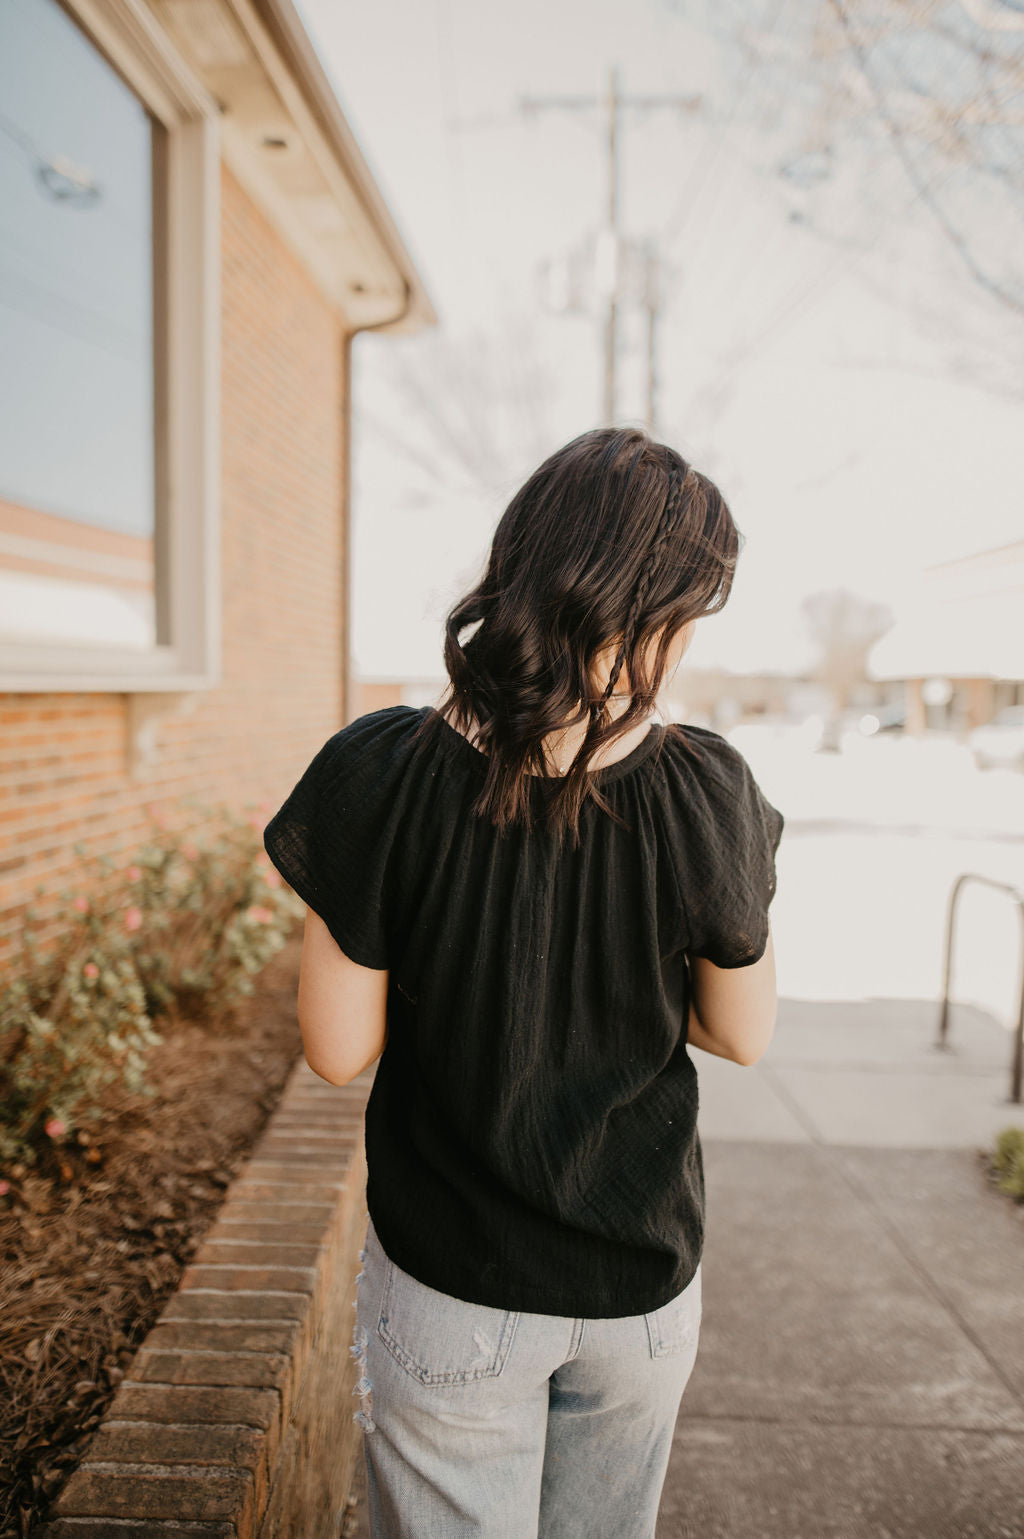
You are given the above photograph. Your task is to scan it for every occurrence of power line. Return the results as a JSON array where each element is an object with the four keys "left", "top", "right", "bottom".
[
  {"left": 687, "top": 141, "right": 990, "bottom": 402},
  {"left": 659, "top": 0, "right": 796, "bottom": 256},
  {"left": 0, "top": 254, "right": 144, "bottom": 361},
  {"left": 652, "top": 0, "right": 803, "bottom": 401}
]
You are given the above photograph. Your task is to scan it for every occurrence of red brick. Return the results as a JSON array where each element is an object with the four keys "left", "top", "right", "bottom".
[
  {"left": 43, "top": 1522, "right": 238, "bottom": 1538},
  {"left": 245, "top": 1147, "right": 354, "bottom": 1166},
  {"left": 143, "top": 1320, "right": 299, "bottom": 1354},
  {"left": 234, "top": 1162, "right": 350, "bottom": 1188},
  {"left": 105, "top": 1382, "right": 281, "bottom": 1439},
  {"left": 254, "top": 1133, "right": 359, "bottom": 1151},
  {"left": 51, "top": 1465, "right": 254, "bottom": 1534},
  {"left": 285, "top": 1084, "right": 370, "bottom": 1106},
  {"left": 190, "top": 1239, "right": 322, "bottom": 1267},
  {"left": 214, "top": 1200, "right": 335, "bottom": 1225},
  {"left": 269, "top": 1110, "right": 365, "bottom": 1126},
  {"left": 210, "top": 1219, "right": 328, "bottom": 1241},
  {"left": 87, "top": 1421, "right": 270, "bottom": 1510},
  {"left": 157, "top": 1291, "right": 309, "bottom": 1325},
  {"left": 128, "top": 1348, "right": 291, "bottom": 1391},
  {"left": 178, "top": 1265, "right": 317, "bottom": 1294}
]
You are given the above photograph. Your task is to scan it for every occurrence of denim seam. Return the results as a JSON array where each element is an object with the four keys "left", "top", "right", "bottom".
[
  {"left": 377, "top": 1257, "right": 522, "bottom": 1385},
  {"left": 564, "top": 1317, "right": 586, "bottom": 1362},
  {"left": 645, "top": 1291, "right": 702, "bottom": 1358},
  {"left": 350, "top": 1239, "right": 376, "bottom": 1432}
]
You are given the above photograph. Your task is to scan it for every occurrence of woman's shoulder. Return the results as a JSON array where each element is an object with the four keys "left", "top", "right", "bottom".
[
  {"left": 660, "top": 719, "right": 750, "bottom": 784},
  {"left": 320, "top": 704, "right": 426, "bottom": 760},
  {"left": 294, "top": 706, "right": 430, "bottom": 808},
  {"left": 658, "top": 720, "right": 784, "bottom": 841}
]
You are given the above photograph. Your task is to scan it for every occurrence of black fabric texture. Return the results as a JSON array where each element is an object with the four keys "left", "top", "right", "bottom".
[{"left": 263, "top": 704, "right": 785, "bottom": 1317}]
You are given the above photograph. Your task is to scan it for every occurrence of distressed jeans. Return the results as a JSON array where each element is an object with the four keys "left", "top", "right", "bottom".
[{"left": 350, "top": 1211, "right": 702, "bottom": 1539}]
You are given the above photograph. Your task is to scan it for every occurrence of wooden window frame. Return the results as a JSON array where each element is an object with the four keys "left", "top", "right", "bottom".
[{"left": 0, "top": 0, "right": 221, "bottom": 694}]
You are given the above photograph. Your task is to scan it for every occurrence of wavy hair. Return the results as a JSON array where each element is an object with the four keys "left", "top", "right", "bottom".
[{"left": 409, "top": 425, "right": 742, "bottom": 848}]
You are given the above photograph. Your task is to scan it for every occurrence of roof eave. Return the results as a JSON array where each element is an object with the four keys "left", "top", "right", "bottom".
[{"left": 252, "top": 0, "right": 438, "bottom": 335}]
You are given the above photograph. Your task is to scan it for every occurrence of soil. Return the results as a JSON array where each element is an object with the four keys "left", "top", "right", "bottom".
[{"left": 0, "top": 933, "right": 305, "bottom": 1539}]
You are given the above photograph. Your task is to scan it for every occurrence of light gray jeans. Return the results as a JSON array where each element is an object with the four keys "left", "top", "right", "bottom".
[{"left": 350, "top": 1211, "right": 702, "bottom": 1538}]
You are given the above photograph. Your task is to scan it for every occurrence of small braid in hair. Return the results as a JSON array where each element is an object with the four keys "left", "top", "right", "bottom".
[{"left": 595, "top": 461, "right": 691, "bottom": 717}]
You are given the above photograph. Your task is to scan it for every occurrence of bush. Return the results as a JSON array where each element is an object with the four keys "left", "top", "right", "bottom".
[
  {"left": 0, "top": 951, "right": 160, "bottom": 1173},
  {"left": 114, "top": 807, "right": 304, "bottom": 1023},
  {"left": 0, "top": 801, "right": 304, "bottom": 1175},
  {"left": 991, "top": 1125, "right": 1024, "bottom": 1201}
]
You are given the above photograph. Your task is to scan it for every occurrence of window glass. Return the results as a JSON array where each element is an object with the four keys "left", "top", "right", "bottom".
[{"left": 0, "top": 0, "right": 162, "bottom": 649}]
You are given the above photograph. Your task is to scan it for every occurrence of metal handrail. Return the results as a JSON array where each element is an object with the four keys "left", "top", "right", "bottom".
[{"left": 936, "top": 872, "right": 1024, "bottom": 1105}]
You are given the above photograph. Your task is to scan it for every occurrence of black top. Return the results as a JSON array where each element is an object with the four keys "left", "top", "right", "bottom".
[{"left": 263, "top": 704, "right": 785, "bottom": 1317}]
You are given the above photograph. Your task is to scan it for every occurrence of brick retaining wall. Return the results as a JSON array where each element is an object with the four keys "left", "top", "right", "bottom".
[{"left": 42, "top": 1059, "right": 375, "bottom": 1538}]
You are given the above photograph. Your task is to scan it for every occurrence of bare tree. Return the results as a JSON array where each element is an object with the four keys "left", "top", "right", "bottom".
[
  {"left": 659, "top": 0, "right": 1024, "bottom": 397},
  {"left": 353, "top": 306, "right": 564, "bottom": 511},
  {"left": 801, "top": 586, "right": 895, "bottom": 747},
  {"left": 819, "top": 1, "right": 1024, "bottom": 309}
]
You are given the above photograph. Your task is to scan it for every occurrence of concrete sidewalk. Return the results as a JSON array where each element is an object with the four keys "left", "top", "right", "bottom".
[
  {"left": 661, "top": 998, "right": 1024, "bottom": 1538},
  {"left": 347, "top": 999, "right": 1024, "bottom": 1537}
]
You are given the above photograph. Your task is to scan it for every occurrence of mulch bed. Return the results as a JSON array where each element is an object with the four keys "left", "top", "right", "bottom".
[{"left": 0, "top": 933, "right": 305, "bottom": 1539}]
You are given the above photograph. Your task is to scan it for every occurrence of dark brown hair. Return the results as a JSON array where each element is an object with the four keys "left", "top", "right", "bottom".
[{"left": 409, "top": 425, "right": 742, "bottom": 848}]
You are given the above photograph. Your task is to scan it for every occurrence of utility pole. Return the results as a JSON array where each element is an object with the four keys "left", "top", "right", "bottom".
[
  {"left": 642, "top": 238, "right": 660, "bottom": 438},
  {"left": 521, "top": 71, "right": 700, "bottom": 428},
  {"left": 604, "top": 67, "right": 620, "bottom": 427}
]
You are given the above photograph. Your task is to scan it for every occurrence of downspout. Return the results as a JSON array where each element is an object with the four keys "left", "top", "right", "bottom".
[{"left": 340, "top": 278, "right": 416, "bottom": 724}]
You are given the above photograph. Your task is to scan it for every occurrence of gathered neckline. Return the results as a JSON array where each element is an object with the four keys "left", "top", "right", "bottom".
[{"left": 427, "top": 707, "right": 666, "bottom": 785}]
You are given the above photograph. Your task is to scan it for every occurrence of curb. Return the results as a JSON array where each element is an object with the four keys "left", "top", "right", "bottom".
[{"left": 41, "top": 1058, "right": 374, "bottom": 1539}]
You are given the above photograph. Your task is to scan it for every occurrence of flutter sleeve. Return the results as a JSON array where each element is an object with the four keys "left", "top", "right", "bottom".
[
  {"left": 262, "top": 712, "right": 407, "bottom": 970},
  {"left": 669, "top": 726, "right": 785, "bottom": 970}
]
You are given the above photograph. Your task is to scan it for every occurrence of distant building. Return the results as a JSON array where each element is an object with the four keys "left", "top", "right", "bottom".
[
  {"left": 353, "top": 669, "right": 798, "bottom": 733},
  {"left": 867, "top": 539, "right": 1024, "bottom": 734}
]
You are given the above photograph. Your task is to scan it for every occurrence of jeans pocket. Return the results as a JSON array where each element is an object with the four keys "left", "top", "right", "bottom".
[
  {"left": 644, "top": 1262, "right": 702, "bottom": 1359},
  {"left": 376, "top": 1254, "right": 521, "bottom": 1386}
]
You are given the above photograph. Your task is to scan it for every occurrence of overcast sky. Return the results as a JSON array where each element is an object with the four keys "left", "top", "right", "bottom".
[{"left": 294, "top": 0, "right": 1023, "bottom": 681}]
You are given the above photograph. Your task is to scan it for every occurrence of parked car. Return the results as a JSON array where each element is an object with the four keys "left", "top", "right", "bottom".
[{"left": 968, "top": 705, "right": 1024, "bottom": 770}]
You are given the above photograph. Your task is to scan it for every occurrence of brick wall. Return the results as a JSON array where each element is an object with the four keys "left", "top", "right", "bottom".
[
  {"left": 0, "top": 161, "right": 351, "bottom": 966},
  {"left": 42, "top": 1059, "right": 374, "bottom": 1538}
]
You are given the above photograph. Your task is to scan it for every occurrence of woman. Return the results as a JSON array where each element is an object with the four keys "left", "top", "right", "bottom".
[{"left": 263, "top": 425, "right": 785, "bottom": 1539}]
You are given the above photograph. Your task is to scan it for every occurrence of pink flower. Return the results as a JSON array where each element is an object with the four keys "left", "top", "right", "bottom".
[
  {"left": 44, "top": 1118, "right": 66, "bottom": 1139},
  {"left": 73, "top": 895, "right": 89, "bottom": 913},
  {"left": 127, "top": 865, "right": 142, "bottom": 882},
  {"left": 183, "top": 842, "right": 199, "bottom": 862},
  {"left": 124, "top": 906, "right": 143, "bottom": 931},
  {"left": 246, "top": 904, "right": 274, "bottom": 925},
  {"left": 0, "top": 1180, "right": 10, "bottom": 1196},
  {"left": 83, "top": 962, "right": 99, "bottom": 980},
  {"left": 264, "top": 870, "right": 282, "bottom": 889},
  {"left": 247, "top": 813, "right": 264, "bottom": 832}
]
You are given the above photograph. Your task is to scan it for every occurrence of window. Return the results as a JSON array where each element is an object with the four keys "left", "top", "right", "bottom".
[{"left": 0, "top": 0, "right": 220, "bottom": 690}]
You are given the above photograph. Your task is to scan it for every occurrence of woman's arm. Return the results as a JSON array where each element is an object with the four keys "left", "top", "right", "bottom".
[
  {"left": 685, "top": 998, "right": 744, "bottom": 1061},
  {"left": 685, "top": 924, "right": 778, "bottom": 1066},
  {"left": 296, "top": 908, "right": 389, "bottom": 1085}
]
